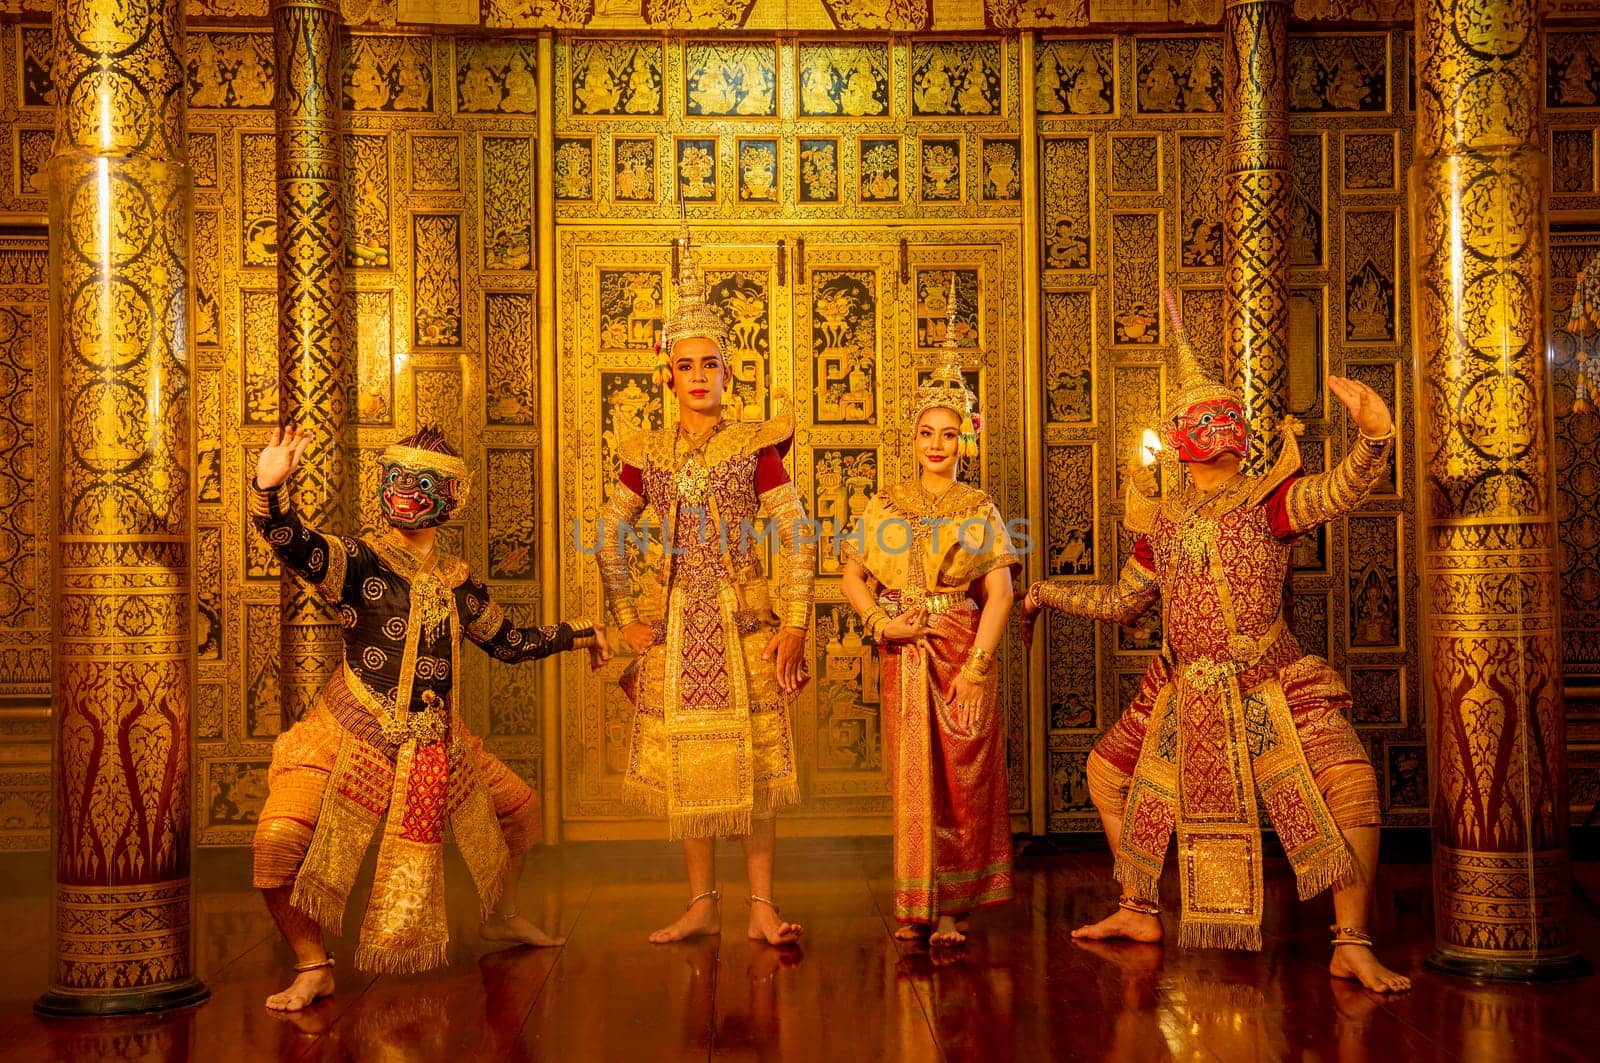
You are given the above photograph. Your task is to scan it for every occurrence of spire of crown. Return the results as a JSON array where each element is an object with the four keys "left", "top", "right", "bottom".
[
  {"left": 1160, "top": 286, "right": 1240, "bottom": 424},
  {"left": 660, "top": 214, "right": 727, "bottom": 355}
]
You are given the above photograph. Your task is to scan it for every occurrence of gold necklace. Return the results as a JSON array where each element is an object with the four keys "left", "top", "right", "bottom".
[
  {"left": 677, "top": 419, "right": 721, "bottom": 451},
  {"left": 916, "top": 478, "right": 956, "bottom": 516}
]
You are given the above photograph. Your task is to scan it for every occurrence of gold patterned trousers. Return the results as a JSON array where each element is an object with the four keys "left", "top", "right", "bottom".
[
  {"left": 253, "top": 706, "right": 541, "bottom": 889},
  {"left": 1086, "top": 653, "right": 1380, "bottom": 831}
]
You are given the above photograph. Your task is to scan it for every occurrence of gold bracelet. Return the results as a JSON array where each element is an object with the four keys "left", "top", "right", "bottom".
[
  {"left": 870, "top": 615, "right": 891, "bottom": 640},
  {"left": 1117, "top": 896, "right": 1160, "bottom": 916},
  {"left": 960, "top": 647, "right": 994, "bottom": 683},
  {"left": 863, "top": 607, "right": 889, "bottom": 633},
  {"left": 1358, "top": 424, "right": 1396, "bottom": 444}
]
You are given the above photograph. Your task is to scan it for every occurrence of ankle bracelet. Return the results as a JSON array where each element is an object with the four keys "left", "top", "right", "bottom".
[
  {"left": 292, "top": 955, "right": 335, "bottom": 973},
  {"left": 1117, "top": 896, "right": 1161, "bottom": 916}
]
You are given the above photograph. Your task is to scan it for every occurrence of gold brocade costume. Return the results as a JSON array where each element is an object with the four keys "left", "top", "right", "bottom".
[
  {"left": 843, "top": 482, "right": 1020, "bottom": 922},
  {"left": 1038, "top": 424, "right": 1394, "bottom": 950},
  {"left": 598, "top": 416, "right": 816, "bottom": 839}
]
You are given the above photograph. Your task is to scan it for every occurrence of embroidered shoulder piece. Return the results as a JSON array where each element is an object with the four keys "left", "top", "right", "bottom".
[
  {"left": 878, "top": 480, "right": 991, "bottom": 522},
  {"left": 1248, "top": 416, "right": 1305, "bottom": 506},
  {"left": 616, "top": 426, "right": 663, "bottom": 470},
  {"left": 368, "top": 533, "right": 472, "bottom": 589},
  {"left": 703, "top": 413, "right": 795, "bottom": 466}
]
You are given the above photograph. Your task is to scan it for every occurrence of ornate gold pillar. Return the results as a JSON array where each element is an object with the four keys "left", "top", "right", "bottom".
[
  {"left": 1412, "top": 1, "right": 1584, "bottom": 979},
  {"left": 1222, "top": 0, "right": 1292, "bottom": 471},
  {"left": 273, "top": 0, "right": 348, "bottom": 727},
  {"left": 36, "top": 0, "right": 207, "bottom": 1014}
]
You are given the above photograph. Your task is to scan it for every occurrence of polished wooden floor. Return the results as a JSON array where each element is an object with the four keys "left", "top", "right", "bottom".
[{"left": 2, "top": 840, "right": 1598, "bottom": 1061}]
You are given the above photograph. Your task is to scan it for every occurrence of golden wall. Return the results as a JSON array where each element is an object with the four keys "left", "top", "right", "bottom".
[{"left": 1, "top": 17, "right": 1597, "bottom": 845}]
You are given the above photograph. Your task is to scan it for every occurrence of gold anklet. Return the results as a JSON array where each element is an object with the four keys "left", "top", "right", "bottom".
[
  {"left": 749, "top": 894, "right": 782, "bottom": 915},
  {"left": 292, "top": 956, "right": 335, "bottom": 973},
  {"left": 1117, "top": 896, "right": 1161, "bottom": 916}
]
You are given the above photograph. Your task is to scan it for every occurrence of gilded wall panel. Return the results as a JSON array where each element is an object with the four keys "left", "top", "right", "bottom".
[
  {"left": 1292, "top": 591, "right": 1331, "bottom": 661},
  {"left": 814, "top": 603, "right": 885, "bottom": 775},
  {"left": 239, "top": 132, "right": 277, "bottom": 269},
  {"left": 909, "top": 40, "right": 1003, "bottom": 116},
  {"left": 409, "top": 132, "right": 463, "bottom": 193},
  {"left": 195, "top": 367, "right": 223, "bottom": 505},
  {"left": 1043, "top": 289, "right": 1094, "bottom": 424},
  {"left": 1108, "top": 211, "right": 1161, "bottom": 346},
  {"left": 1287, "top": 286, "right": 1326, "bottom": 421},
  {"left": 1035, "top": 38, "right": 1115, "bottom": 116},
  {"left": 1546, "top": 31, "right": 1600, "bottom": 110},
  {"left": 1348, "top": 514, "right": 1401, "bottom": 650},
  {"left": 482, "top": 136, "right": 535, "bottom": 272},
  {"left": 1044, "top": 443, "right": 1096, "bottom": 582},
  {"left": 1041, "top": 135, "right": 1092, "bottom": 271},
  {"left": 1109, "top": 132, "right": 1159, "bottom": 194},
  {"left": 797, "top": 41, "right": 891, "bottom": 118},
  {"left": 454, "top": 39, "right": 539, "bottom": 113},
  {"left": 1342, "top": 207, "right": 1397, "bottom": 345},
  {"left": 486, "top": 447, "right": 538, "bottom": 581},
  {"left": 343, "top": 134, "right": 392, "bottom": 267},
  {"left": 1287, "top": 33, "right": 1388, "bottom": 113},
  {"left": 1178, "top": 134, "right": 1222, "bottom": 268},
  {"left": 1179, "top": 286, "right": 1225, "bottom": 377},
  {"left": 569, "top": 39, "right": 664, "bottom": 117},
  {"left": 412, "top": 213, "right": 463, "bottom": 345},
  {"left": 1551, "top": 127, "right": 1597, "bottom": 196},
  {"left": 1290, "top": 132, "right": 1325, "bottom": 268},
  {"left": 13, "top": 125, "right": 47, "bottom": 197},
  {"left": 1341, "top": 130, "right": 1396, "bottom": 193},
  {"left": 684, "top": 40, "right": 777, "bottom": 117},
  {"left": 554, "top": 136, "right": 596, "bottom": 201},
  {"left": 193, "top": 209, "right": 222, "bottom": 347},
  {"left": 1133, "top": 37, "right": 1221, "bottom": 113},
  {"left": 350, "top": 289, "right": 394, "bottom": 424},
  {"left": 187, "top": 31, "right": 275, "bottom": 110},
  {"left": 241, "top": 290, "right": 279, "bottom": 424},
  {"left": 485, "top": 291, "right": 537, "bottom": 425},
  {"left": 344, "top": 35, "right": 435, "bottom": 112},
  {"left": 189, "top": 131, "right": 219, "bottom": 189}
]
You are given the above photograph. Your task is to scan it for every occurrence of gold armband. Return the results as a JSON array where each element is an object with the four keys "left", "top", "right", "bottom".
[{"left": 960, "top": 646, "right": 995, "bottom": 683}]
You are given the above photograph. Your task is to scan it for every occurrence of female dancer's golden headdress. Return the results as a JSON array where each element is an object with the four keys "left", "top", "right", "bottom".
[{"left": 910, "top": 273, "right": 982, "bottom": 459}]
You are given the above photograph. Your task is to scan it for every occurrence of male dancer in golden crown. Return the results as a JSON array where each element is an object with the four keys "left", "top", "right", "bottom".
[
  {"left": 251, "top": 425, "right": 610, "bottom": 1011},
  {"left": 597, "top": 228, "right": 815, "bottom": 946},
  {"left": 1021, "top": 292, "right": 1410, "bottom": 993}
]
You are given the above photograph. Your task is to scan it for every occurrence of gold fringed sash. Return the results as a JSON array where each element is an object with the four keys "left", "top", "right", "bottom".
[
  {"left": 1115, "top": 674, "right": 1355, "bottom": 951},
  {"left": 292, "top": 713, "right": 395, "bottom": 934},
  {"left": 356, "top": 739, "right": 450, "bottom": 973},
  {"left": 660, "top": 585, "right": 758, "bottom": 839},
  {"left": 890, "top": 639, "right": 938, "bottom": 922}
]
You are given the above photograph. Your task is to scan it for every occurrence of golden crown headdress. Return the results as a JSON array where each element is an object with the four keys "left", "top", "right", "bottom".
[
  {"left": 654, "top": 216, "right": 728, "bottom": 387},
  {"left": 910, "top": 272, "right": 981, "bottom": 459},
  {"left": 1161, "top": 288, "right": 1241, "bottom": 424}
]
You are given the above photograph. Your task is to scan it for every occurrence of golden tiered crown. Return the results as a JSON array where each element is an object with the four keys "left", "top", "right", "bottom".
[
  {"left": 660, "top": 217, "right": 728, "bottom": 354},
  {"left": 1160, "top": 288, "right": 1241, "bottom": 424}
]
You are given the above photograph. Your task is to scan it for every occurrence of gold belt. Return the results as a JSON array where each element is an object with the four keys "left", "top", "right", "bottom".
[
  {"left": 342, "top": 662, "right": 449, "bottom": 747},
  {"left": 887, "top": 590, "right": 975, "bottom": 617},
  {"left": 1176, "top": 618, "right": 1287, "bottom": 693}
]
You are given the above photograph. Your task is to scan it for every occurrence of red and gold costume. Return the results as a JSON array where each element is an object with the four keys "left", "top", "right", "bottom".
[
  {"left": 597, "top": 232, "right": 816, "bottom": 840},
  {"left": 844, "top": 474, "right": 1019, "bottom": 924},
  {"left": 251, "top": 435, "right": 595, "bottom": 972},
  {"left": 1036, "top": 329, "right": 1394, "bottom": 950}
]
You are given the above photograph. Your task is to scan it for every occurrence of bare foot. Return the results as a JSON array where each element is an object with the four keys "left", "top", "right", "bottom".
[
  {"left": 650, "top": 895, "right": 721, "bottom": 944},
  {"left": 480, "top": 913, "right": 566, "bottom": 948},
  {"left": 893, "top": 923, "right": 928, "bottom": 942},
  {"left": 929, "top": 915, "right": 966, "bottom": 948},
  {"left": 747, "top": 898, "right": 802, "bottom": 945},
  {"left": 265, "top": 967, "right": 335, "bottom": 1012},
  {"left": 1070, "top": 907, "right": 1164, "bottom": 943},
  {"left": 1330, "top": 944, "right": 1412, "bottom": 993}
]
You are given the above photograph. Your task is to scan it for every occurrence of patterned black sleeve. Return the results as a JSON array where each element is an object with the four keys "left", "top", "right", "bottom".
[
  {"left": 248, "top": 480, "right": 359, "bottom": 606},
  {"left": 458, "top": 573, "right": 596, "bottom": 663}
]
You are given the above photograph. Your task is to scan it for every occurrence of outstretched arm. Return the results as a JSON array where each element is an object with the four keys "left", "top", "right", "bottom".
[
  {"left": 1278, "top": 375, "right": 1396, "bottom": 535},
  {"left": 1028, "top": 554, "right": 1161, "bottom": 626},
  {"left": 249, "top": 424, "right": 354, "bottom": 605},
  {"left": 462, "top": 575, "right": 609, "bottom": 666}
]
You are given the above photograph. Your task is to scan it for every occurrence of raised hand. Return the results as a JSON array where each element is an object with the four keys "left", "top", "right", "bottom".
[
  {"left": 256, "top": 425, "right": 313, "bottom": 489},
  {"left": 1328, "top": 375, "right": 1392, "bottom": 438}
]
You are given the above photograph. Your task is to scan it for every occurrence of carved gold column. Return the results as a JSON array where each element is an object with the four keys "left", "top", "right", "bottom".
[
  {"left": 273, "top": 0, "right": 347, "bottom": 727},
  {"left": 1412, "top": 0, "right": 1584, "bottom": 979},
  {"left": 1222, "top": 0, "right": 1292, "bottom": 471},
  {"left": 36, "top": 0, "right": 207, "bottom": 1014}
]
